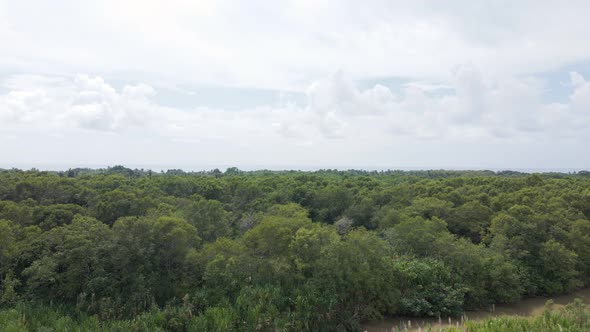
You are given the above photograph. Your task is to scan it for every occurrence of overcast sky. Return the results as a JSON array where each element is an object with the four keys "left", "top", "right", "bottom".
[{"left": 1, "top": 0, "right": 590, "bottom": 171}]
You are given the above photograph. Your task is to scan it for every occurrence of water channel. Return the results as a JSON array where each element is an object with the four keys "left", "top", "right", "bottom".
[{"left": 363, "top": 288, "right": 590, "bottom": 331}]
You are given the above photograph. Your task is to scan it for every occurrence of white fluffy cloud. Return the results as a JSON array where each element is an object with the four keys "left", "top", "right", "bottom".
[
  {"left": 0, "top": 75, "right": 163, "bottom": 131},
  {"left": 1, "top": 70, "right": 589, "bottom": 169},
  {"left": 293, "top": 69, "right": 589, "bottom": 142},
  {"left": 2, "top": 70, "right": 589, "bottom": 143}
]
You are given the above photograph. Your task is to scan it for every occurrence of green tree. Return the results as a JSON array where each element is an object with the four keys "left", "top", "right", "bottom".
[
  {"left": 22, "top": 216, "right": 114, "bottom": 303},
  {"left": 539, "top": 239, "right": 580, "bottom": 295},
  {"left": 384, "top": 216, "right": 454, "bottom": 257},
  {"left": 394, "top": 258, "right": 465, "bottom": 317},
  {"left": 405, "top": 197, "right": 453, "bottom": 220},
  {"left": 91, "top": 189, "right": 151, "bottom": 225},
  {"left": 151, "top": 216, "right": 200, "bottom": 302},
  {"left": 569, "top": 219, "right": 590, "bottom": 284},
  {"left": 183, "top": 197, "right": 231, "bottom": 243},
  {"left": 312, "top": 229, "right": 399, "bottom": 328},
  {"left": 289, "top": 224, "right": 339, "bottom": 276},
  {"left": 242, "top": 204, "right": 312, "bottom": 258},
  {"left": 447, "top": 201, "right": 492, "bottom": 242}
]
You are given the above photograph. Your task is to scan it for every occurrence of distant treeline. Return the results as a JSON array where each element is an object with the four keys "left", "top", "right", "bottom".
[
  {"left": 3, "top": 165, "right": 590, "bottom": 178},
  {"left": 1, "top": 166, "right": 590, "bottom": 331}
]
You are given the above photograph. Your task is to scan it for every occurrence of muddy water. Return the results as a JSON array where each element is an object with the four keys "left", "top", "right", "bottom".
[{"left": 362, "top": 288, "right": 590, "bottom": 332}]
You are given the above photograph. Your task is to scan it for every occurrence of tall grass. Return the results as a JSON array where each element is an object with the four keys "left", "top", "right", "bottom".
[
  {"left": 440, "top": 299, "right": 590, "bottom": 332},
  {"left": 1, "top": 298, "right": 589, "bottom": 331},
  {"left": 0, "top": 303, "right": 169, "bottom": 332}
]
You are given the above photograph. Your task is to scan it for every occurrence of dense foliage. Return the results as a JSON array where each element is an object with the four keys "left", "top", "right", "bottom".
[{"left": 1, "top": 166, "right": 590, "bottom": 331}]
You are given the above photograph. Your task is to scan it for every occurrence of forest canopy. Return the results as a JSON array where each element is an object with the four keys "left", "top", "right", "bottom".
[{"left": 1, "top": 166, "right": 590, "bottom": 331}]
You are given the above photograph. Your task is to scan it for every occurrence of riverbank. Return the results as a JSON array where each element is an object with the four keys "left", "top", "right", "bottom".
[{"left": 363, "top": 288, "right": 590, "bottom": 331}]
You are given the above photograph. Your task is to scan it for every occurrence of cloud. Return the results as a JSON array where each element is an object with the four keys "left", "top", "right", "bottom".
[
  {"left": 1, "top": 1, "right": 590, "bottom": 169},
  {"left": 64, "top": 75, "right": 158, "bottom": 131},
  {"left": 1, "top": 70, "right": 590, "bottom": 168},
  {"left": 304, "top": 72, "right": 396, "bottom": 137},
  {"left": 1, "top": 70, "right": 590, "bottom": 153},
  {"left": 0, "top": 74, "right": 164, "bottom": 131},
  {"left": 2, "top": 1, "right": 590, "bottom": 90},
  {"left": 570, "top": 72, "right": 590, "bottom": 113},
  {"left": 297, "top": 68, "right": 590, "bottom": 141}
]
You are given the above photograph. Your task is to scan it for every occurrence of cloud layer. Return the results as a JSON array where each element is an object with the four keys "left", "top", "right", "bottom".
[
  {"left": 2, "top": 1, "right": 590, "bottom": 89},
  {"left": 2, "top": 69, "right": 589, "bottom": 144},
  {"left": 1, "top": 1, "right": 590, "bottom": 168}
]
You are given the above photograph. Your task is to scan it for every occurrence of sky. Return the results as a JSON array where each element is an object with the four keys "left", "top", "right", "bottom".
[{"left": 1, "top": 0, "right": 590, "bottom": 171}]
